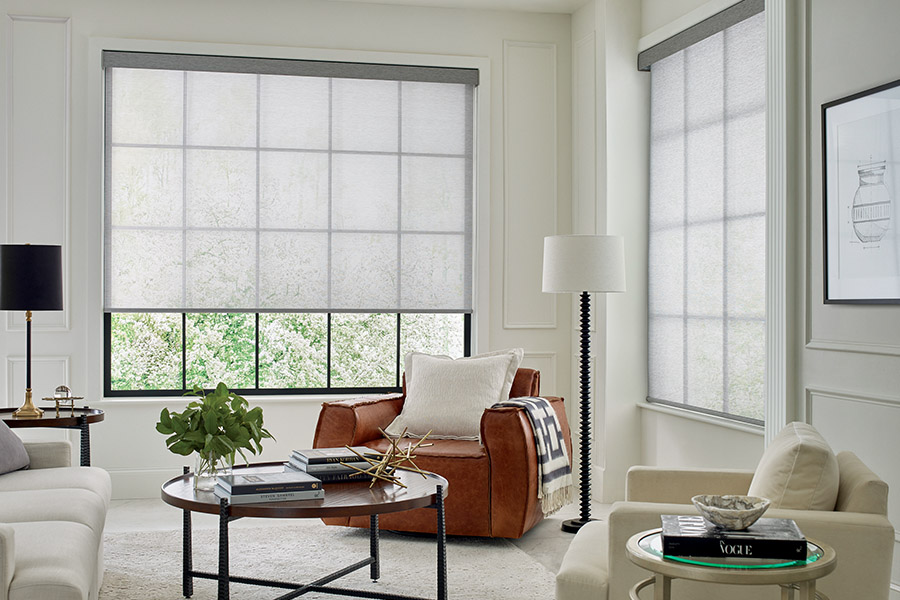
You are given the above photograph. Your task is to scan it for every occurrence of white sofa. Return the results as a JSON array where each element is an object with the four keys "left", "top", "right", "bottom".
[
  {"left": 556, "top": 450, "right": 894, "bottom": 600},
  {"left": 0, "top": 441, "right": 111, "bottom": 600}
]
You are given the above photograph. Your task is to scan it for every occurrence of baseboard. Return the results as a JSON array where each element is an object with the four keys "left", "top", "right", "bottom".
[
  {"left": 108, "top": 468, "right": 183, "bottom": 500},
  {"left": 890, "top": 582, "right": 900, "bottom": 600}
]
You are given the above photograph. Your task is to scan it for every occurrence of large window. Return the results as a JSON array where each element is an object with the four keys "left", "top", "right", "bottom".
[
  {"left": 103, "top": 51, "right": 476, "bottom": 396},
  {"left": 643, "top": 2, "right": 766, "bottom": 423}
]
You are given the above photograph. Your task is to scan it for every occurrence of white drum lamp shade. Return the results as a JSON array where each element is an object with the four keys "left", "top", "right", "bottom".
[{"left": 542, "top": 235, "right": 626, "bottom": 294}]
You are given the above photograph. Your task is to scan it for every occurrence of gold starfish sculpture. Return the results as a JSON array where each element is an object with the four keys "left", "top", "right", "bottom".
[{"left": 344, "top": 427, "right": 433, "bottom": 488}]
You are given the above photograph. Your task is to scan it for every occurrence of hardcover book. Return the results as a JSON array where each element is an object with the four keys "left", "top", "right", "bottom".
[
  {"left": 216, "top": 470, "right": 322, "bottom": 495},
  {"left": 287, "top": 456, "right": 372, "bottom": 473},
  {"left": 284, "top": 463, "right": 368, "bottom": 482},
  {"left": 214, "top": 484, "right": 325, "bottom": 504},
  {"left": 661, "top": 515, "right": 807, "bottom": 560},
  {"left": 291, "top": 447, "right": 379, "bottom": 465}
]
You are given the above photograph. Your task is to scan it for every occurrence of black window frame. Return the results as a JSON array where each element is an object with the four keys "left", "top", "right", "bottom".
[{"left": 103, "top": 312, "right": 471, "bottom": 397}]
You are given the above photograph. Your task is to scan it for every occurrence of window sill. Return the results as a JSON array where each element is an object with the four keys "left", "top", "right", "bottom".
[{"left": 638, "top": 401, "right": 764, "bottom": 436}]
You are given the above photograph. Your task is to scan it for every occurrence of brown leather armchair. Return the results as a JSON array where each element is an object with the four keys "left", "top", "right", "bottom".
[{"left": 312, "top": 368, "right": 572, "bottom": 538}]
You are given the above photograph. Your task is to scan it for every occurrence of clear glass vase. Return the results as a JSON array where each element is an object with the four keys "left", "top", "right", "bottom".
[{"left": 193, "top": 452, "right": 233, "bottom": 491}]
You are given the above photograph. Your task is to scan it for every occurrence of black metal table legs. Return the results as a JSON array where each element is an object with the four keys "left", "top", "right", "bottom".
[
  {"left": 78, "top": 414, "right": 91, "bottom": 466},
  {"left": 183, "top": 466, "right": 194, "bottom": 598},
  {"left": 179, "top": 483, "right": 448, "bottom": 600}
]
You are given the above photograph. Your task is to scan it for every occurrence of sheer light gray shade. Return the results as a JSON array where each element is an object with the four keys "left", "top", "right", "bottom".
[
  {"left": 647, "top": 12, "right": 766, "bottom": 422},
  {"left": 103, "top": 52, "right": 475, "bottom": 313},
  {"left": 542, "top": 235, "right": 626, "bottom": 293}
]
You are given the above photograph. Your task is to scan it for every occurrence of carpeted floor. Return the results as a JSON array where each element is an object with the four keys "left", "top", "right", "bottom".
[{"left": 100, "top": 521, "right": 557, "bottom": 599}]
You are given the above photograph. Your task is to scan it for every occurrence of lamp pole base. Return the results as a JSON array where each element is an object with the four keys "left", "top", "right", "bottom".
[
  {"left": 561, "top": 518, "right": 596, "bottom": 534},
  {"left": 13, "top": 389, "right": 43, "bottom": 419}
]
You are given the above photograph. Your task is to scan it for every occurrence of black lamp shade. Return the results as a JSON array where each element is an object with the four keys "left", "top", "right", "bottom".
[{"left": 0, "top": 244, "right": 64, "bottom": 311}]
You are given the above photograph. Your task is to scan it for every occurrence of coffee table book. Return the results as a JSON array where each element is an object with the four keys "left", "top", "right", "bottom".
[
  {"left": 284, "top": 463, "right": 368, "bottom": 482},
  {"left": 291, "top": 447, "right": 379, "bottom": 465},
  {"left": 213, "top": 485, "right": 325, "bottom": 504},
  {"left": 217, "top": 470, "right": 322, "bottom": 494},
  {"left": 661, "top": 515, "right": 807, "bottom": 560}
]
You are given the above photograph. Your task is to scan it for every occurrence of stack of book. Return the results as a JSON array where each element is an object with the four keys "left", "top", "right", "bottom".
[
  {"left": 214, "top": 470, "right": 324, "bottom": 504},
  {"left": 660, "top": 515, "right": 808, "bottom": 561},
  {"left": 285, "top": 446, "right": 379, "bottom": 483}
]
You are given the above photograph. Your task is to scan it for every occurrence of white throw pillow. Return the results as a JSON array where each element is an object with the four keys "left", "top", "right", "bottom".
[
  {"left": 386, "top": 348, "right": 525, "bottom": 440},
  {"left": 747, "top": 421, "right": 840, "bottom": 511}
]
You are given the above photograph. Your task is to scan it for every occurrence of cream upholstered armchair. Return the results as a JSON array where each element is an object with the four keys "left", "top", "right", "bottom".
[{"left": 556, "top": 423, "right": 894, "bottom": 600}]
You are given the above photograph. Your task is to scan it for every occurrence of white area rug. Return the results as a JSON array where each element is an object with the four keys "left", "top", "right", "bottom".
[{"left": 100, "top": 522, "right": 556, "bottom": 599}]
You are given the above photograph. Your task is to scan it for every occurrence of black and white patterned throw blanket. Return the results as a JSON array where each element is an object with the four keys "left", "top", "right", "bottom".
[{"left": 492, "top": 396, "right": 573, "bottom": 515}]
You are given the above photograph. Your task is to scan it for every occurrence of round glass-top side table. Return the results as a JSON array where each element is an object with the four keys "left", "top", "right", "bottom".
[{"left": 626, "top": 528, "right": 837, "bottom": 600}]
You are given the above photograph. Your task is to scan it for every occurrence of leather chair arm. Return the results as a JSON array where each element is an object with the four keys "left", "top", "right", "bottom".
[
  {"left": 482, "top": 396, "right": 571, "bottom": 537},
  {"left": 312, "top": 393, "right": 404, "bottom": 448}
]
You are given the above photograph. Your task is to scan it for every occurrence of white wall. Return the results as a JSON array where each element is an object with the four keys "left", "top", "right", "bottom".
[
  {"left": 0, "top": 0, "right": 574, "bottom": 499},
  {"left": 804, "top": 1, "right": 900, "bottom": 595}
]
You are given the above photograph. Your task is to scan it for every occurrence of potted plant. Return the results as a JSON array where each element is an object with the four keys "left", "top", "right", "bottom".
[{"left": 156, "top": 382, "right": 275, "bottom": 490}]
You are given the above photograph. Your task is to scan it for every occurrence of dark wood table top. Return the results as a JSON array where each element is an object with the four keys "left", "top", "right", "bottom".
[
  {"left": 161, "top": 461, "right": 449, "bottom": 519},
  {"left": 0, "top": 407, "right": 104, "bottom": 427}
]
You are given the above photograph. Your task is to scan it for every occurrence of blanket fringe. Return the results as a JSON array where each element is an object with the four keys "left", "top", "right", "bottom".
[{"left": 539, "top": 481, "right": 574, "bottom": 516}]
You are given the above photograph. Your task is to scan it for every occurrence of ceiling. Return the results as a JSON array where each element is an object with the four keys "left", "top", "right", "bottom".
[{"left": 325, "top": 0, "right": 586, "bottom": 14}]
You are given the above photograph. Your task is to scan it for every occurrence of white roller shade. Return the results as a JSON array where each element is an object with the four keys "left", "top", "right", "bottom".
[
  {"left": 647, "top": 12, "right": 766, "bottom": 421},
  {"left": 103, "top": 52, "right": 476, "bottom": 314}
]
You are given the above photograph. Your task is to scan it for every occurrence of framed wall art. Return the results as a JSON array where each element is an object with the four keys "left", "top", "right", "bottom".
[{"left": 823, "top": 78, "right": 900, "bottom": 303}]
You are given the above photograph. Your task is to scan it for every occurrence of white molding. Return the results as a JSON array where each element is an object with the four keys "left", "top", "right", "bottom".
[
  {"left": 764, "top": 0, "right": 790, "bottom": 447},
  {"left": 5, "top": 15, "right": 72, "bottom": 333},
  {"left": 805, "top": 385, "right": 900, "bottom": 420},
  {"left": 806, "top": 336, "right": 900, "bottom": 357},
  {"left": 5, "top": 354, "right": 70, "bottom": 409},
  {"left": 572, "top": 31, "right": 597, "bottom": 237},
  {"left": 522, "top": 350, "right": 558, "bottom": 392},
  {"left": 502, "top": 39, "right": 557, "bottom": 330}
]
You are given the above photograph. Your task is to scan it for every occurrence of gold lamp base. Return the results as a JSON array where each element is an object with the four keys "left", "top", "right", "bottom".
[{"left": 13, "top": 389, "right": 43, "bottom": 419}]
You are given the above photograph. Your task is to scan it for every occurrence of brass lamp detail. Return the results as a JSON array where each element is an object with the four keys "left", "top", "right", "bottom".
[{"left": 0, "top": 245, "right": 64, "bottom": 419}]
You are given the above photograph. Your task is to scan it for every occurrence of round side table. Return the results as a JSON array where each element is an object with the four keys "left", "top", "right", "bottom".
[
  {"left": 626, "top": 528, "right": 836, "bottom": 600},
  {"left": 0, "top": 407, "right": 104, "bottom": 466}
]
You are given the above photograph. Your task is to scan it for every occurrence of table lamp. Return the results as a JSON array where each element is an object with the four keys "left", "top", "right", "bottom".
[
  {"left": 0, "top": 244, "right": 64, "bottom": 418},
  {"left": 542, "top": 234, "right": 625, "bottom": 533}
]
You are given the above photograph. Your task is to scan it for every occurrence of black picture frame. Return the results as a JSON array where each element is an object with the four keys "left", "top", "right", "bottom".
[{"left": 823, "top": 78, "right": 900, "bottom": 303}]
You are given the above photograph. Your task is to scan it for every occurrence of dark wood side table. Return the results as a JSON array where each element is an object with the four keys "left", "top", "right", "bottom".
[{"left": 0, "top": 407, "right": 104, "bottom": 466}]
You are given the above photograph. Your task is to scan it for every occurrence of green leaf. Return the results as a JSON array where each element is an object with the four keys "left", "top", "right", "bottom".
[
  {"left": 203, "top": 409, "right": 219, "bottom": 435},
  {"left": 168, "top": 441, "right": 195, "bottom": 456}
]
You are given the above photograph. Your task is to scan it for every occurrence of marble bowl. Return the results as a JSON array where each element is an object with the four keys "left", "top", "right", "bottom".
[{"left": 691, "top": 494, "right": 771, "bottom": 530}]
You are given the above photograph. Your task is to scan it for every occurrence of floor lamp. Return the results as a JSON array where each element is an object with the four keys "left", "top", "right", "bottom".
[
  {"left": 542, "top": 234, "right": 625, "bottom": 533},
  {"left": 0, "top": 244, "right": 64, "bottom": 418}
]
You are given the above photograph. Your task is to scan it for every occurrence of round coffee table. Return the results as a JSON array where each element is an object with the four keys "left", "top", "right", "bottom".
[
  {"left": 626, "top": 528, "right": 836, "bottom": 600},
  {"left": 161, "top": 462, "right": 449, "bottom": 600}
]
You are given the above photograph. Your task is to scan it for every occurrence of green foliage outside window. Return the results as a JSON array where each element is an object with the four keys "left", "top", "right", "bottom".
[{"left": 108, "top": 311, "right": 465, "bottom": 394}]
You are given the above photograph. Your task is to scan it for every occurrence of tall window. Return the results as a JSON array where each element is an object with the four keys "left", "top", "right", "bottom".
[
  {"left": 643, "top": 3, "right": 766, "bottom": 423},
  {"left": 103, "top": 51, "right": 476, "bottom": 396}
]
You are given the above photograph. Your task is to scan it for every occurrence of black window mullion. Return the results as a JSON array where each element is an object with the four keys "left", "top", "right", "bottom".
[
  {"left": 255, "top": 313, "right": 260, "bottom": 391},
  {"left": 181, "top": 312, "right": 187, "bottom": 392},
  {"left": 326, "top": 313, "right": 332, "bottom": 390},
  {"left": 396, "top": 313, "right": 402, "bottom": 388}
]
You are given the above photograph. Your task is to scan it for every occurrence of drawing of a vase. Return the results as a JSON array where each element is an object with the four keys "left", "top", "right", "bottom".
[{"left": 852, "top": 160, "right": 892, "bottom": 243}]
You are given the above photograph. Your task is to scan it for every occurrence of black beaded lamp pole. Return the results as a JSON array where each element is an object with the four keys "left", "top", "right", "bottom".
[{"left": 542, "top": 235, "right": 625, "bottom": 534}]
